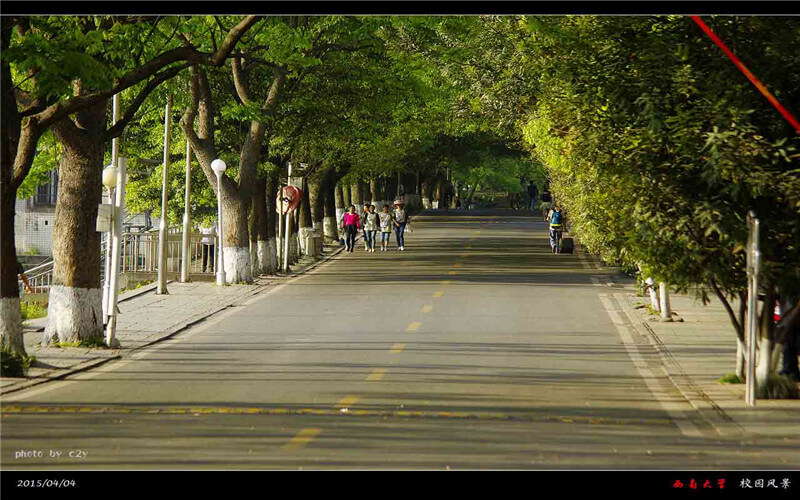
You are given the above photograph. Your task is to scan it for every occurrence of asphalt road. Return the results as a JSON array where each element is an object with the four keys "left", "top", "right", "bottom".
[{"left": 2, "top": 210, "right": 798, "bottom": 469}]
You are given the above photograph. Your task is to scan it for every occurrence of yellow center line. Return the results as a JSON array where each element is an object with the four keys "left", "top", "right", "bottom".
[
  {"left": 335, "top": 396, "right": 360, "bottom": 408},
  {"left": 367, "top": 368, "right": 387, "bottom": 381},
  {"left": 406, "top": 322, "right": 421, "bottom": 332},
  {"left": 390, "top": 343, "right": 406, "bottom": 353},
  {"left": 282, "top": 428, "right": 322, "bottom": 450},
  {"left": 421, "top": 305, "right": 433, "bottom": 314},
  {"left": 433, "top": 291, "right": 444, "bottom": 298},
  {"left": 440, "top": 280, "right": 451, "bottom": 286},
  {"left": 448, "top": 271, "right": 458, "bottom": 275}
]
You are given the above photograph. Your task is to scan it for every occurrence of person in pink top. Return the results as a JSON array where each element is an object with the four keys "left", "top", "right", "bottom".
[{"left": 340, "top": 205, "right": 361, "bottom": 253}]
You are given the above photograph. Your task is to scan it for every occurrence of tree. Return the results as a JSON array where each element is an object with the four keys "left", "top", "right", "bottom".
[{"left": 2, "top": 15, "right": 258, "bottom": 349}]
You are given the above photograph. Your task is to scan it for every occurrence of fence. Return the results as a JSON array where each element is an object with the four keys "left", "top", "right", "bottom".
[{"left": 19, "top": 228, "right": 216, "bottom": 298}]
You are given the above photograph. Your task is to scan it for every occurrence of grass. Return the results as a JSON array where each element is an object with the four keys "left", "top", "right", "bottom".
[
  {"left": 645, "top": 304, "right": 660, "bottom": 316},
  {"left": 1, "top": 347, "right": 36, "bottom": 377},
  {"left": 21, "top": 301, "right": 47, "bottom": 321},
  {"left": 717, "top": 373, "right": 745, "bottom": 384},
  {"left": 51, "top": 334, "right": 108, "bottom": 349}
]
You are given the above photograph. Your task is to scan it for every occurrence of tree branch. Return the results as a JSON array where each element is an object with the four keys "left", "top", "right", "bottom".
[
  {"left": 103, "top": 62, "right": 192, "bottom": 141},
  {"left": 28, "top": 15, "right": 260, "bottom": 131}
]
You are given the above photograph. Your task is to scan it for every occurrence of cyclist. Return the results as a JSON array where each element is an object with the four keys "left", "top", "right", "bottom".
[{"left": 547, "top": 204, "right": 565, "bottom": 253}]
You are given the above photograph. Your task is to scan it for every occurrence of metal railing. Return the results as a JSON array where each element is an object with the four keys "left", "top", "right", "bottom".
[
  {"left": 120, "top": 229, "right": 217, "bottom": 275},
  {"left": 19, "top": 228, "right": 216, "bottom": 296}
]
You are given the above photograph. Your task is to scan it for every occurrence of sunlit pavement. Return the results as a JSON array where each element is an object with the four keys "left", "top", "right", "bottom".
[{"left": 3, "top": 210, "right": 799, "bottom": 469}]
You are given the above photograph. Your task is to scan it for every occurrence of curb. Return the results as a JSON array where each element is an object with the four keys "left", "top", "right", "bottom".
[
  {"left": 615, "top": 292, "right": 746, "bottom": 437},
  {"left": 1, "top": 355, "right": 121, "bottom": 396}
]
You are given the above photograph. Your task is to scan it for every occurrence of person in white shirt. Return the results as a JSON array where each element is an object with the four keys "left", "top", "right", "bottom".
[
  {"left": 199, "top": 222, "right": 217, "bottom": 273},
  {"left": 393, "top": 199, "right": 408, "bottom": 251}
]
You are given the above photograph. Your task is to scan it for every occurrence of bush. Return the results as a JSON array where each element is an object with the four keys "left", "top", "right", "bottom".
[
  {"left": 757, "top": 375, "right": 800, "bottom": 400},
  {"left": 1, "top": 348, "right": 35, "bottom": 378},
  {"left": 717, "top": 373, "right": 745, "bottom": 384},
  {"left": 21, "top": 301, "right": 47, "bottom": 321}
]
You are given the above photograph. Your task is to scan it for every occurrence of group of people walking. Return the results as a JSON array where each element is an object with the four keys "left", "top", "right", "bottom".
[{"left": 341, "top": 199, "right": 410, "bottom": 253}]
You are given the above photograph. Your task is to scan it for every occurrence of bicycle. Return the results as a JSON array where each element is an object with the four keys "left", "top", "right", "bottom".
[{"left": 551, "top": 227, "right": 563, "bottom": 254}]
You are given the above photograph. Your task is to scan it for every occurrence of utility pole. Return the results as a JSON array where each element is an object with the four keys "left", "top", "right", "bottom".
[
  {"left": 102, "top": 93, "right": 120, "bottom": 324},
  {"left": 180, "top": 139, "right": 192, "bottom": 283},
  {"left": 157, "top": 95, "right": 172, "bottom": 295},
  {"left": 284, "top": 163, "right": 293, "bottom": 273}
]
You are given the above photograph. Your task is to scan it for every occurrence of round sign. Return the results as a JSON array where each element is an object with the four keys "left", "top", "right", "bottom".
[{"left": 276, "top": 185, "right": 302, "bottom": 214}]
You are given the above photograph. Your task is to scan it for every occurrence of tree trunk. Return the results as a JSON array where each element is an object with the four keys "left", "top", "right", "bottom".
[
  {"left": 298, "top": 176, "right": 314, "bottom": 256},
  {"left": 342, "top": 181, "right": 351, "bottom": 207},
  {"left": 0, "top": 30, "right": 26, "bottom": 354},
  {"left": 220, "top": 189, "right": 252, "bottom": 283},
  {"left": 659, "top": 282, "right": 673, "bottom": 322},
  {"left": 335, "top": 183, "right": 346, "bottom": 232},
  {"left": 323, "top": 169, "right": 339, "bottom": 243},
  {"left": 44, "top": 98, "right": 108, "bottom": 344},
  {"left": 350, "top": 182, "right": 362, "bottom": 208},
  {"left": 0, "top": 168, "right": 23, "bottom": 354},
  {"left": 370, "top": 178, "right": 379, "bottom": 205},
  {"left": 250, "top": 177, "right": 267, "bottom": 276},
  {"left": 421, "top": 176, "right": 432, "bottom": 209},
  {"left": 265, "top": 174, "right": 279, "bottom": 274},
  {"left": 180, "top": 67, "right": 256, "bottom": 284},
  {"left": 309, "top": 174, "right": 324, "bottom": 233},
  {"left": 645, "top": 277, "right": 660, "bottom": 312},
  {"left": 756, "top": 289, "right": 777, "bottom": 389}
]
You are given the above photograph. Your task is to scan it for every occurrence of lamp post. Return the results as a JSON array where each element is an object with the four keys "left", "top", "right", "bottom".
[
  {"left": 105, "top": 157, "right": 126, "bottom": 349},
  {"left": 101, "top": 164, "right": 117, "bottom": 325},
  {"left": 180, "top": 140, "right": 192, "bottom": 283},
  {"left": 284, "top": 162, "right": 293, "bottom": 273},
  {"left": 157, "top": 95, "right": 172, "bottom": 295},
  {"left": 211, "top": 159, "right": 227, "bottom": 286}
]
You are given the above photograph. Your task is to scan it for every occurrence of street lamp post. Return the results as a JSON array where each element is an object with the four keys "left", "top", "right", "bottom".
[
  {"left": 284, "top": 162, "right": 293, "bottom": 273},
  {"left": 157, "top": 95, "right": 172, "bottom": 295},
  {"left": 101, "top": 166, "right": 116, "bottom": 326},
  {"left": 105, "top": 157, "right": 127, "bottom": 349},
  {"left": 745, "top": 211, "right": 761, "bottom": 407},
  {"left": 211, "top": 159, "right": 227, "bottom": 286},
  {"left": 180, "top": 140, "right": 192, "bottom": 283}
]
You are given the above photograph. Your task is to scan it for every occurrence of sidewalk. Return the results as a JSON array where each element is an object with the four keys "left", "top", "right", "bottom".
[
  {"left": 614, "top": 283, "right": 800, "bottom": 438},
  {"left": 1, "top": 243, "right": 345, "bottom": 395}
]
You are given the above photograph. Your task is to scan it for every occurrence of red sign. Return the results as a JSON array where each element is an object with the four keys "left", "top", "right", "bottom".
[{"left": 276, "top": 185, "right": 302, "bottom": 214}]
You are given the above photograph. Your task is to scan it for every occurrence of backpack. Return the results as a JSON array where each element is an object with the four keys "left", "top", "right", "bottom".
[{"left": 551, "top": 210, "right": 562, "bottom": 225}]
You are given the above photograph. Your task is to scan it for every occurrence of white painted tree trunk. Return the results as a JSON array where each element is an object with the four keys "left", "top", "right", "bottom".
[
  {"left": 0, "top": 298, "right": 26, "bottom": 355},
  {"left": 736, "top": 337, "right": 746, "bottom": 379},
  {"left": 659, "top": 282, "right": 672, "bottom": 321},
  {"left": 43, "top": 286, "right": 103, "bottom": 344},
  {"left": 222, "top": 246, "right": 252, "bottom": 284},
  {"left": 249, "top": 241, "right": 260, "bottom": 276},
  {"left": 422, "top": 196, "right": 431, "bottom": 209},
  {"left": 645, "top": 277, "right": 660, "bottom": 312},
  {"left": 756, "top": 336, "right": 773, "bottom": 388},
  {"left": 335, "top": 208, "right": 344, "bottom": 228},
  {"left": 256, "top": 240, "right": 270, "bottom": 275},
  {"left": 298, "top": 227, "right": 315, "bottom": 256},
  {"left": 268, "top": 238, "right": 278, "bottom": 273},
  {"left": 290, "top": 234, "right": 299, "bottom": 263},
  {"left": 323, "top": 216, "right": 338, "bottom": 243}
]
